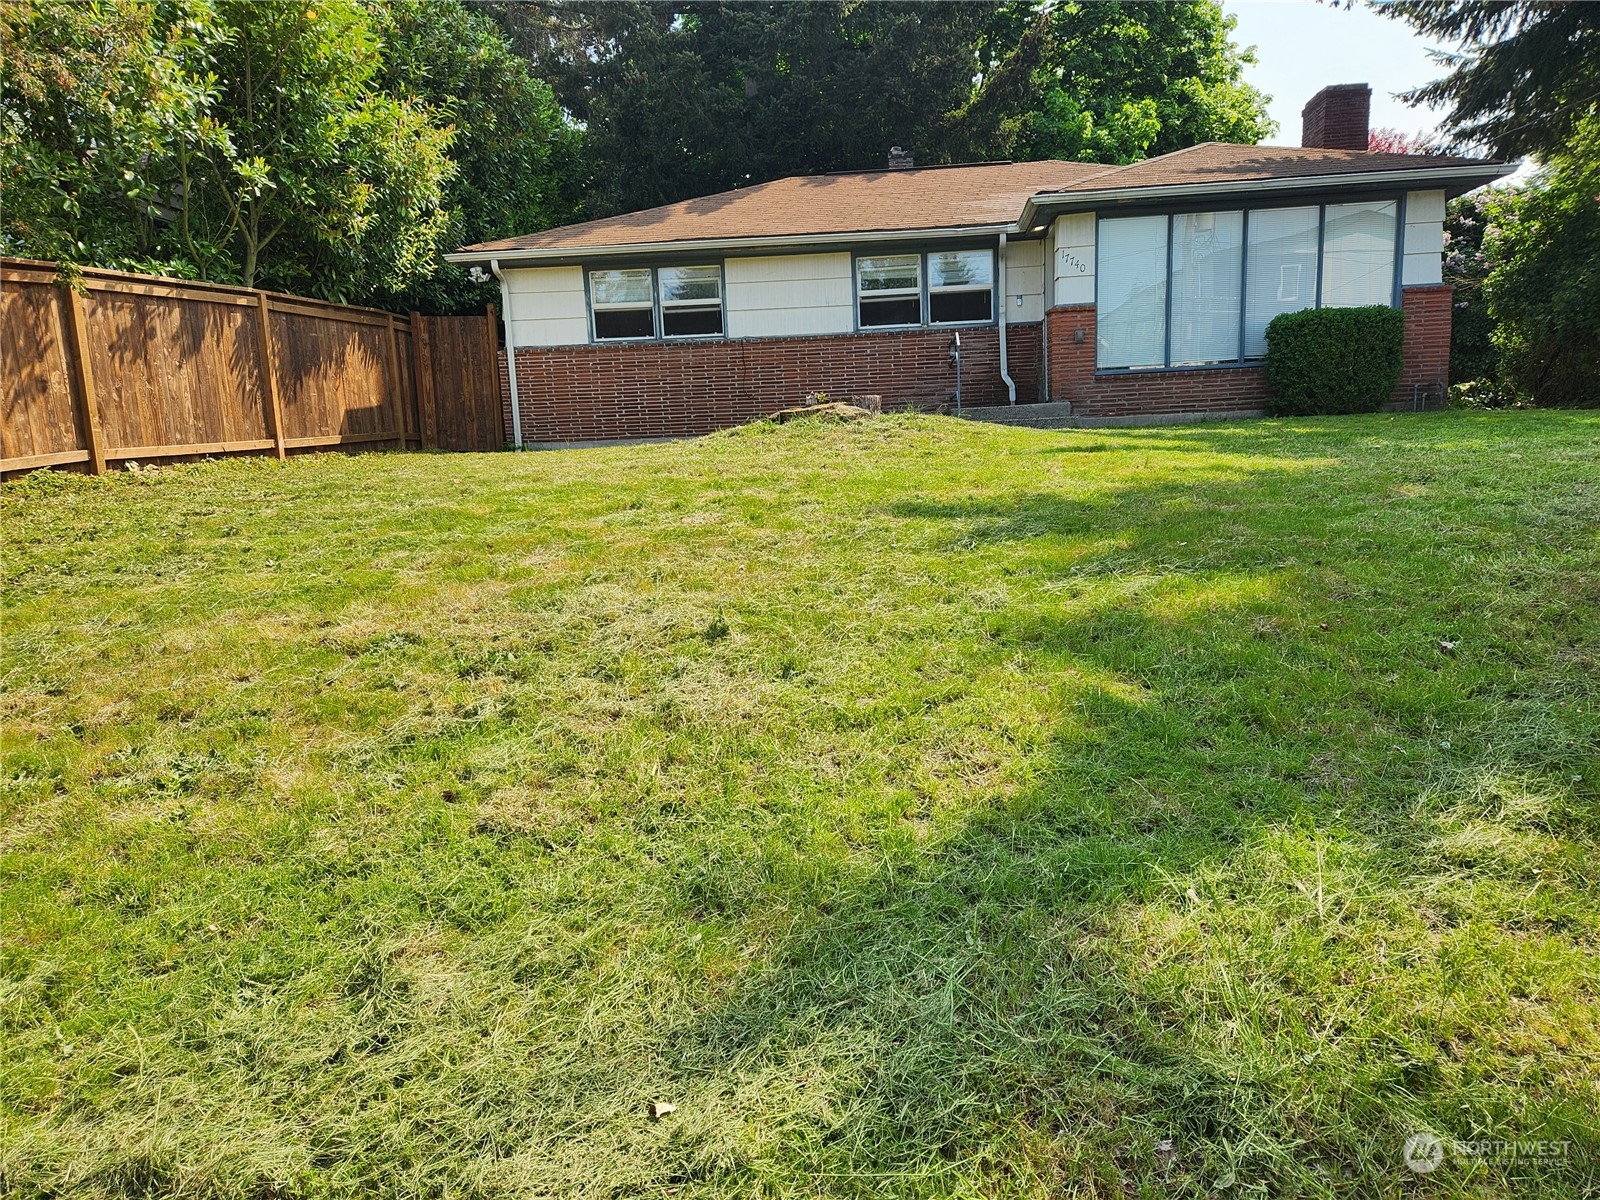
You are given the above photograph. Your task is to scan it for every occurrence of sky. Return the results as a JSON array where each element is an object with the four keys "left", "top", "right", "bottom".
[{"left": 1221, "top": 1, "right": 1453, "bottom": 146}]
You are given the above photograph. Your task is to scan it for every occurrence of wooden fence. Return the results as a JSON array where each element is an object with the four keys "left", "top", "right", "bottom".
[
  {"left": 0, "top": 259, "right": 506, "bottom": 476},
  {"left": 412, "top": 306, "right": 507, "bottom": 454}
]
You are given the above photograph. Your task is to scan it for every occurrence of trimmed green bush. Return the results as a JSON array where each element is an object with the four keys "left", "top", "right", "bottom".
[{"left": 1262, "top": 305, "right": 1404, "bottom": 416}]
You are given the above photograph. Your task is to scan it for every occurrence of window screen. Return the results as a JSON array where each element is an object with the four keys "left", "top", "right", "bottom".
[
  {"left": 1243, "top": 206, "right": 1320, "bottom": 358},
  {"left": 590, "top": 268, "right": 655, "bottom": 339},
  {"left": 857, "top": 255, "right": 922, "bottom": 326},
  {"left": 659, "top": 265, "right": 722, "bottom": 337},
  {"left": 1169, "top": 211, "right": 1243, "bottom": 366},
  {"left": 1321, "top": 200, "right": 1397, "bottom": 308},
  {"left": 1096, "top": 216, "right": 1168, "bottom": 369},
  {"left": 928, "top": 249, "right": 993, "bottom": 324}
]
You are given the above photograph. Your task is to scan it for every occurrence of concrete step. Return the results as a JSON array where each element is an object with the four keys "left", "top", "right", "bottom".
[{"left": 958, "top": 403, "right": 1265, "bottom": 429}]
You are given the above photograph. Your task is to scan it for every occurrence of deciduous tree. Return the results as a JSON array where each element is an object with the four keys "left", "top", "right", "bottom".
[
  {"left": 966, "top": 0, "right": 1275, "bottom": 164},
  {"left": 177, "top": 0, "right": 454, "bottom": 297},
  {"left": 486, "top": 0, "right": 1272, "bottom": 216},
  {"left": 368, "top": 0, "right": 583, "bottom": 311},
  {"left": 2, "top": 0, "right": 570, "bottom": 308},
  {"left": 0, "top": 0, "right": 228, "bottom": 272}
]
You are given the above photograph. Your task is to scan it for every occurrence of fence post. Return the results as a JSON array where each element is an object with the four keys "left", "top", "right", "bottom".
[
  {"left": 384, "top": 313, "right": 406, "bottom": 449},
  {"left": 394, "top": 316, "right": 417, "bottom": 448},
  {"left": 256, "top": 292, "right": 287, "bottom": 460},
  {"left": 62, "top": 286, "right": 107, "bottom": 474},
  {"left": 484, "top": 303, "right": 503, "bottom": 451},
  {"left": 410, "top": 311, "right": 438, "bottom": 449}
]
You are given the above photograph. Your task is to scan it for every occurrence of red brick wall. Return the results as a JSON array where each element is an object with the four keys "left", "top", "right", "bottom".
[
  {"left": 1006, "top": 321, "right": 1045, "bottom": 405},
  {"left": 1044, "top": 284, "right": 1454, "bottom": 418},
  {"left": 1391, "top": 284, "right": 1452, "bottom": 405},
  {"left": 1045, "top": 305, "right": 1269, "bottom": 418},
  {"left": 493, "top": 285, "right": 1453, "bottom": 442},
  {"left": 498, "top": 323, "right": 1045, "bottom": 443}
]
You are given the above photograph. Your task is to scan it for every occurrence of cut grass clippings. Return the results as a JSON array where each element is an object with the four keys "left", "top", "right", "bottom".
[{"left": 2, "top": 409, "right": 1598, "bottom": 1197}]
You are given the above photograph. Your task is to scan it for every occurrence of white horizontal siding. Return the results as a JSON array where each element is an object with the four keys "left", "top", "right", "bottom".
[
  {"left": 1003, "top": 239, "right": 1045, "bottom": 323},
  {"left": 725, "top": 253, "right": 854, "bottom": 338},
  {"left": 505, "top": 266, "right": 589, "bottom": 347},
  {"left": 1402, "top": 189, "right": 1446, "bottom": 286},
  {"left": 1052, "top": 212, "right": 1095, "bottom": 307}
]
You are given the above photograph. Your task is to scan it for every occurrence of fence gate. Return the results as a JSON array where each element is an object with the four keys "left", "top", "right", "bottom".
[{"left": 411, "top": 308, "right": 506, "bottom": 452}]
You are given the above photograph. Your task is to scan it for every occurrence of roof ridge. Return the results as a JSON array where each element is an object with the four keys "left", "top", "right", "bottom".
[
  {"left": 813, "top": 159, "right": 1021, "bottom": 177},
  {"left": 600, "top": 157, "right": 1099, "bottom": 207},
  {"left": 1054, "top": 142, "right": 1220, "bottom": 187}
]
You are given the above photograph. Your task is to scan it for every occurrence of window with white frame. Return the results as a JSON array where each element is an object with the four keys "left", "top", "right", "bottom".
[
  {"left": 857, "top": 254, "right": 922, "bottom": 326},
  {"left": 928, "top": 249, "right": 994, "bottom": 324},
  {"left": 1096, "top": 199, "right": 1400, "bottom": 370},
  {"left": 590, "top": 268, "right": 655, "bottom": 340},
  {"left": 658, "top": 265, "right": 723, "bottom": 336},
  {"left": 590, "top": 265, "right": 724, "bottom": 340}
]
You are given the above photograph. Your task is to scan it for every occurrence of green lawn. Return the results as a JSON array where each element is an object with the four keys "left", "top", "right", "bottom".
[{"left": 3, "top": 411, "right": 1598, "bottom": 1198}]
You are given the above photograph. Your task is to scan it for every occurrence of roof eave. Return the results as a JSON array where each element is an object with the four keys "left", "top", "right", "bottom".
[
  {"left": 1018, "top": 161, "right": 1519, "bottom": 228},
  {"left": 444, "top": 221, "right": 1026, "bottom": 266}
]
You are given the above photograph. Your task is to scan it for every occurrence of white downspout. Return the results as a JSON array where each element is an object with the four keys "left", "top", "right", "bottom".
[
  {"left": 997, "top": 232, "right": 1017, "bottom": 406},
  {"left": 488, "top": 258, "right": 523, "bottom": 449}
]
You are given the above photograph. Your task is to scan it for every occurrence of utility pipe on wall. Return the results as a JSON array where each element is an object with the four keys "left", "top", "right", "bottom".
[
  {"left": 997, "top": 232, "right": 1017, "bottom": 406},
  {"left": 488, "top": 258, "right": 523, "bottom": 449}
]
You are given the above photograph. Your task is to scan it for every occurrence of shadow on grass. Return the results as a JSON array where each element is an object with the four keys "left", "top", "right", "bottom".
[
  {"left": 631, "top": 431, "right": 1599, "bottom": 1194},
  {"left": 16, "top": 416, "right": 1595, "bottom": 1198}
]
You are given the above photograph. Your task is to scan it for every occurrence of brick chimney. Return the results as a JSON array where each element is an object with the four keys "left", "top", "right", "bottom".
[
  {"left": 887, "top": 146, "right": 914, "bottom": 169},
  {"left": 1301, "top": 84, "right": 1371, "bottom": 150}
]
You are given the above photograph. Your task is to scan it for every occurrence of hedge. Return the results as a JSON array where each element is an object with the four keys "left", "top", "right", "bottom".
[{"left": 1263, "top": 305, "right": 1404, "bottom": 416}]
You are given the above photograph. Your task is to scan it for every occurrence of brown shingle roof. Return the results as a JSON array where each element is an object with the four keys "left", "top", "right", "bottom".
[
  {"left": 1041, "top": 142, "right": 1500, "bottom": 194},
  {"left": 460, "top": 160, "right": 1109, "bottom": 254},
  {"left": 456, "top": 144, "right": 1509, "bottom": 257}
]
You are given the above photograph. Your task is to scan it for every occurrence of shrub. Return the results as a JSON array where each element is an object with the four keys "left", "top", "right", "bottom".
[
  {"left": 1444, "top": 191, "right": 1505, "bottom": 386},
  {"left": 1448, "top": 378, "right": 1520, "bottom": 409},
  {"left": 1483, "top": 116, "right": 1600, "bottom": 409},
  {"left": 1262, "top": 306, "right": 1404, "bottom": 416}
]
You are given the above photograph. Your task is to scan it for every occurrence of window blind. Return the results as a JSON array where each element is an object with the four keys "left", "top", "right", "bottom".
[
  {"left": 1243, "top": 206, "right": 1320, "bottom": 359},
  {"left": 1096, "top": 215, "right": 1168, "bottom": 370},
  {"left": 1320, "top": 200, "right": 1398, "bottom": 308},
  {"left": 1170, "top": 211, "right": 1244, "bottom": 366}
]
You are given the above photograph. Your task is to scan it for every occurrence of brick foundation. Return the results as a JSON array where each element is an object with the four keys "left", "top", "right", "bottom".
[
  {"left": 497, "top": 286, "right": 1453, "bottom": 442},
  {"left": 1044, "top": 284, "right": 1453, "bottom": 419},
  {"left": 1044, "top": 306, "right": 1269, "bottom": 418},
  {"left": 499, "top": 323, "right": 1044, "bottom": 444}
]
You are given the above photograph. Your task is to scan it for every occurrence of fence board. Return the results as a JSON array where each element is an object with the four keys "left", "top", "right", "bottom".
[
  {"left": 81, "top": 284, "right": 270, "bottom": 454},
  {"left": 1, "top": 259, "right": 501, "bottom": 476}
]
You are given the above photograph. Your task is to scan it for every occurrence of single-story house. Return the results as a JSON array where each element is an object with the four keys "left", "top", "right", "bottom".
[{"left": 446, "top": 84, "right": 1515, "bottom": 445}]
